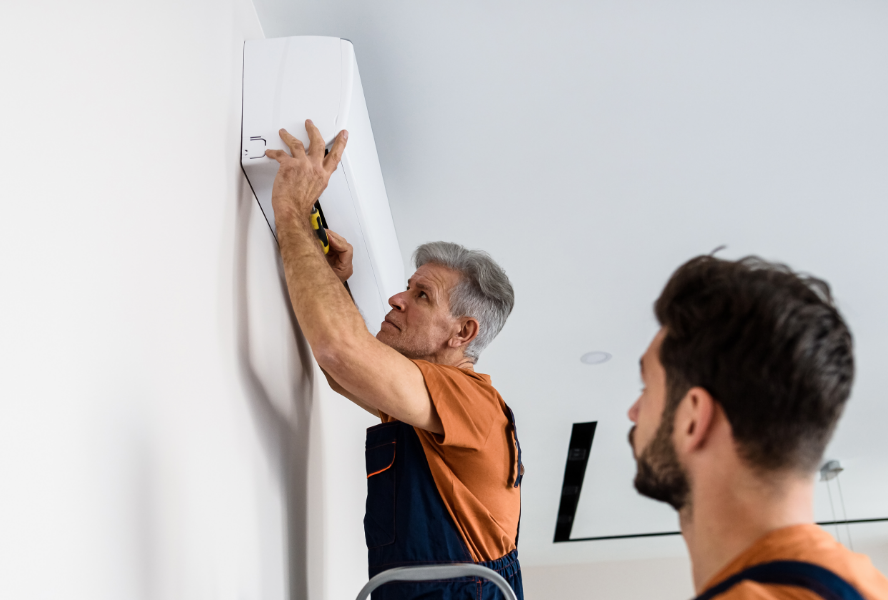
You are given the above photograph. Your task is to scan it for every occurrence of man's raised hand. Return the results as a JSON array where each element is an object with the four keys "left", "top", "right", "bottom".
[{"left": 266, "top": 119, "right": 348, "bottom": 228}]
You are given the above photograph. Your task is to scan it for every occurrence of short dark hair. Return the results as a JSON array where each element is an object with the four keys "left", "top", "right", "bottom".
[{"left": 654, "top": 255, "right": 854, "bottom": 473}]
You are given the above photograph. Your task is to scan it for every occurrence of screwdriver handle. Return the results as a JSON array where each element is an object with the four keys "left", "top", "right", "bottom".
[{"left": 310, "top": 205, "right": 330, "bottom": 255}]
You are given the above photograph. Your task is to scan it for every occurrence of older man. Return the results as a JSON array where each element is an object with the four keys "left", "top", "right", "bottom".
[
  {"left": 628, "top": 256, "right": 888, "bottom": 600},
  {"left": 266, "top": 122, "right": 523, "bottom": 600}
]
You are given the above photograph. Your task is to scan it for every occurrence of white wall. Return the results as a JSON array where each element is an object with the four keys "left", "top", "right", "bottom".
[
  {"left": 523, "top": 556, "right": 694, "bottom": 600},
  {"left": 0, "top": 1, "right": 372, "bottom": 599}
]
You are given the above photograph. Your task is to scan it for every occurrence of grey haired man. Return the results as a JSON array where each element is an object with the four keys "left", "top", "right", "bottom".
[{"left": 267, "top": 121, "right": 524, "bottom": 599}]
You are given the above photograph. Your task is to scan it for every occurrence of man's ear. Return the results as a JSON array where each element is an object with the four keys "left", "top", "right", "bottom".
[
  {"left": 449, "top": 317, "right": 480, "bottom": 349},
  {"left": 674, "top": 387, "right": 717, "bottom": 455}
]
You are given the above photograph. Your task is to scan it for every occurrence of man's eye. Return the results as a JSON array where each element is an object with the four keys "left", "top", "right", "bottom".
[{"left": 419, "top": 291, "right": 428, "bottom": 299}]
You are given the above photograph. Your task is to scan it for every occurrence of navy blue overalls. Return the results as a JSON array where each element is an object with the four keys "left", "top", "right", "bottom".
[{"left": 363, "top": 409, "right": 524, "bottom": 600}]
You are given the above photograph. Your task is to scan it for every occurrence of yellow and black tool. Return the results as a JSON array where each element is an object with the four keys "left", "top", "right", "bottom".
[{"left": 310, "top": 203, "right": 330, "bottom": 254}]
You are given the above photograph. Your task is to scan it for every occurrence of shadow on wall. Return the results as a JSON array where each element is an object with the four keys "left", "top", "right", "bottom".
[{"left": 233, "top": 171, "right": 316, "bottom": 600}]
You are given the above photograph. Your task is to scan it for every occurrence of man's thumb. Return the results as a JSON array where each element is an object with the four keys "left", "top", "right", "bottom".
[{"left": 326, "top": 229, "right": 345, "bottom": 247}]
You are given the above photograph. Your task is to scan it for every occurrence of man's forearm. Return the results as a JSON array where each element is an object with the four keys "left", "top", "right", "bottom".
[
  {"left": 263, "top": 125, "right": 440, "bottom": 433},
  {"left": 276, "top": 211, "right": 369, "bottom": 352},
  {"left": 275, "top": 209, "right": 441, "bottom": 432}
]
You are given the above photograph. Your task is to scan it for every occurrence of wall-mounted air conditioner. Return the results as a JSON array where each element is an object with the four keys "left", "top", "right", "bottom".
[{"left": 241, "top": 36, "right": 403, "bottom": 335}]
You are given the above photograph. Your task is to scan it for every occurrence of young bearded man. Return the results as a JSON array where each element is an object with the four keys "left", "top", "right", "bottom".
[
  {"left": 265, "top": 122, "right": 523, "bottom": 599},
  {"left": 628, "top": 255, "right": 888, "bottom": 600}
]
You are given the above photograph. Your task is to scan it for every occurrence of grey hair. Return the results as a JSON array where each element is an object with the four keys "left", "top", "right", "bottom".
[{"left": 413, "top": 242, "right": 515, "bottom": 362}]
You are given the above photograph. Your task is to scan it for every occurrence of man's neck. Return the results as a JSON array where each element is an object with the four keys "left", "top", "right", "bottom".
[
  {"left": 680, "top": 463, "right": 815, "bottom": 593},
  {"left": 451, "top": 357, "right": 475, "bottom": 371},
  {"left": 416, "top": 349, "right": 475, "bottom": 371}
]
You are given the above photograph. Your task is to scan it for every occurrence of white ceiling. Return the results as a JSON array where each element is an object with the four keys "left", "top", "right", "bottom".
[{"left": 251, "top": 0, "right": 888, "bottom": 566}]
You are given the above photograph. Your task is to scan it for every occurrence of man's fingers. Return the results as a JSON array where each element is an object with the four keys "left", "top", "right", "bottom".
[
  {"left": 279, "top": 128, "right": 305, "bottom": 157},
  {"left": 325, "top": 130, "right": 348, "bottom": 172},
  {"left": 265, "top": 148, "right": 289, "bottom": 164},
  {"left": 305, "top": 119, "right": 325, "bottom": 159},
  {"left": 326, "top": 229, "right": 352, "bottom": 252}
]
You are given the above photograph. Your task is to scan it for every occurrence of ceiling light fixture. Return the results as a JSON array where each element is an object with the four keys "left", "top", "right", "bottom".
[{"left": 580, "top": 351, "right": 612, "bottom": 365}]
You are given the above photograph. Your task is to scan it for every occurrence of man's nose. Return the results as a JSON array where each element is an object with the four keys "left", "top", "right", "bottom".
[
  {"left": 388, "top": 291, "right": 407, "bottom": 311},
  {"left": 628, "top": 399, "right": 640, "bottom": 424}
]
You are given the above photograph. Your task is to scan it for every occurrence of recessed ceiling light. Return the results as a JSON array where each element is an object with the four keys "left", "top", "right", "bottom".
[{"left": 580, "top": 351, "right": 612, "bottom": 365}]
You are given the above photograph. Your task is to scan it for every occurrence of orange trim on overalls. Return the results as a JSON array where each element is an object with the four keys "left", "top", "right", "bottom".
[{"left": 366, "top": 442, "right": 396, "bottom": 478}]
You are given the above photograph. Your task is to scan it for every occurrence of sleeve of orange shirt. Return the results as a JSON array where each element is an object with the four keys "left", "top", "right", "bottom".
[{"left": 408, "top": 360, "right": 500, "bottom": 448}]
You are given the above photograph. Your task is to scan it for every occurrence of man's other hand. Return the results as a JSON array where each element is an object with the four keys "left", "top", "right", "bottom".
[
  {"left": 266, "top": 120, "right": 348, "bottom": 228},
  {"left": 326, "top": 229, "right": 354, "bottom": 283}
]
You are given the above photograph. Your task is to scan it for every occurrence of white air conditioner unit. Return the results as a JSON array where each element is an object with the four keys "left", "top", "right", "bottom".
[{"left": 241, "top": 36, "right": 404, "bottom": 336}]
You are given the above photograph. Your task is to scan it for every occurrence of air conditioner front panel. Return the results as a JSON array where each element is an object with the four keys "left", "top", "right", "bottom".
[{"left": 241, "top": 36, "right": 403, "bottom": 337}]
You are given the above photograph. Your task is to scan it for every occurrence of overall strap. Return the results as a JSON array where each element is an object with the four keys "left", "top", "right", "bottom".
[
  {"left": 505, "top": 406, "right": 523, "bottom": 547},
  {"left": 696, "top": 561, "right": 866, "bottom": 600},
  {"left": 505, "top": 406, "right": 523, "bottom": 488}
]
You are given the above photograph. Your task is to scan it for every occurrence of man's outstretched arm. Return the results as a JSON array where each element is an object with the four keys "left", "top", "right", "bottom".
[{"left": 266, "top": 121, "right": 442, "bottom": 434}]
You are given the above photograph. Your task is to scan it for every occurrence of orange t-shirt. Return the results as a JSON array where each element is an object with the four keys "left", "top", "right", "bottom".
[
  {"left": 378, "top": 360, "right": 522, "bottom": 563},
  {"left": 704, "top": 524, "right": 888, "bottom": 599}
]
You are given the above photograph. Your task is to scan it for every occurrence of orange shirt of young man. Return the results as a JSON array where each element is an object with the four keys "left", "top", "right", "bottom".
[
  {"left": 379, "top": 360, "right": 521, "bottom": 562},
  {"left": 707, "top": 525, "right": 888, "bottom": 599}
]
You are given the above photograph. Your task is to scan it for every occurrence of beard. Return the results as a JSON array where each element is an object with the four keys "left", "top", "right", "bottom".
[
  {"left": 376, "top": 318, "right": 433, "bottom": 361},
  {"left": 377, "top": 334, "right": 424, "bottom": 360},
  {"left": 629, "top": 412, "right": 690, "bottom": 512}
]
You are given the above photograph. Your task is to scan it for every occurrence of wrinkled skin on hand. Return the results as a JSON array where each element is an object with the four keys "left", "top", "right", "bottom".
[{"left": 266, "top": 119, "right": 348, "bottom": 227}]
